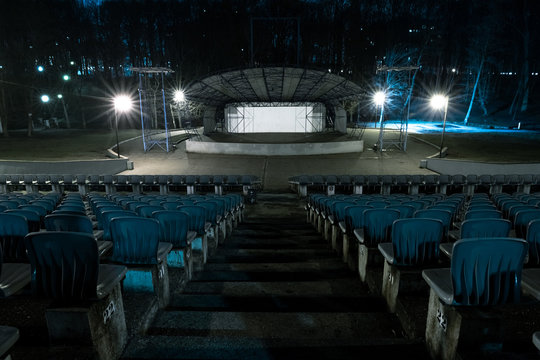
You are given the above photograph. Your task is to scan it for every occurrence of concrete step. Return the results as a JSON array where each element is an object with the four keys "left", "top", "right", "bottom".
[
  {"left": 181, "top": 279, "right": 369, "bottom": 297},
  {"left": 122, "top": 335, "right": 429, "bottom": 360},
  {"left": 202, "top": 260, "right": 348, "bottom": 273},
  {"left": 168, "top": 294, "right": 387, "bottom": 313}
]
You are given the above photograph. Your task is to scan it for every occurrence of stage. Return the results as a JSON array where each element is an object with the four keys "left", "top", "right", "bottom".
[{"left": 185, "top": 132, "right": 364, "bottom": 156}]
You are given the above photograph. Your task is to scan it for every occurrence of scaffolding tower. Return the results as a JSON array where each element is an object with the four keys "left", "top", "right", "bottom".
[
  {"left": 131, "top": 67, "right": 174, "bottom": 152},
  {"left": 376, "top": 65, "right": 419, "bottom": 152}
]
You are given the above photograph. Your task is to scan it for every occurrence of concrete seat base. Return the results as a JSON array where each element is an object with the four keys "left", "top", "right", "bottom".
[
  {"left": 357, "top": 244, "right": 384, "bottom": 283},
  {"left": 381, "top": 261, "right": 430, "bottom": 313},
  {"left": 167, "top": 247, "right": 193, "bottom": 282},
  {"left": 122, "top": 261, "right": 170, "bottom": 309},
  {"left": 425, "top": 288, "right": 504, "bottom": 360},
  {"left": 45, "top": 284, "right": 127, "bottom": 360}
]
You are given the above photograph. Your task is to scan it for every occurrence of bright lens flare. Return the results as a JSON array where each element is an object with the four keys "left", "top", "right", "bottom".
[
  {"left": 41, "top": 95, "right": 50, "bottom": 103},
  {"left": 430, "top": 95, "right": 448, "bottom": 110},
  {"left": 174, "top": 90, "right": 185, "bottom": 103},
  {"left": 373, "top": 91, "right": 385, "bottom": 106},
  {"left": 114, "top": 95, "right": 132, "bottom": 112}
]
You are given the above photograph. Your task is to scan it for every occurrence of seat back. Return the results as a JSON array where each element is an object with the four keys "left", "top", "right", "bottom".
[
  {"left": 44, "top": 214, "right": 93, "bottom": 234},
  {"left": 515, "top": 209, "right": 540, "bottom": 239},
  {"left": 331, "top": 201, "right": 356, "bottom": 222},
  {"left": 526, "top": 219, "right": 540, "bottom": 265},
  {"left": 344, "top": 205, "right": 373, "bottom": 233},
  {"left": 100, "top": 210, "right": 137, "bottom": 241},
  {"left": 110, "top": 217, "right": 160, "bottom": 264},
  {"left": 4, "top": 209, "right": 41, "bottom": 233},
  {"left": 363, "top": 209, "right": 400, "bottom": 247},
  {"left": 464, "top": 209, "right": 502, "bottom": 220},
  {"left": 177, "top": 205, "right": 207, "bottom": 234},
  {"left": 195, "top": 201, "right": 218, "bottom": 224},
  {"left": 391, "top": 218, "right": 443, "bottom": 265},
  {"left": 386, "top": 205, "right": 416, "bottom": 219},
  {"left": 460, "top": 218, "right": 512, "bottom": 239},
  {"left": 152, "top": 210, "right": 190, "bottom": 248},
  {"left": 24, "top": 231, "right": 99, "bottom": 303},
  {"left": 136, "top": 205, "right": 164, "bottom": 218},
  {"left": 0, "top": 213, "right": 29, "bottom": 262},
  {"left": 450, "top": 237, "right": 527, "bottom": 305},
  {"left": 414, "top": 209, "right": 452, "bottom": 237}
]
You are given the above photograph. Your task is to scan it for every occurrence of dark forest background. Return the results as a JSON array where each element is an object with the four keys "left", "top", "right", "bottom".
[{"left": 0, "top": 0, "right": 537, "bottom": 134}]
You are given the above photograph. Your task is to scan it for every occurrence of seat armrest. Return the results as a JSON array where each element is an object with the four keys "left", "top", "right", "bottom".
[
  {"left": 187, "top": 231, "right": 197, "bottom": 246},
  {"left": 328, "top": 215, "right": 335, "bottom": 225},
  {"left": 354, "top": 228, "right": 365, "bottom": 244},
  {"left": 97, "top": 240, "right": 113, "bottom": 257},
  {"left": 378, "top": 243, "right": 395, "bottom": 264},
  {"left": 0, "top": 263, "right": 31, "bottom": 298},
  {"left": 96, "top": 264, "right": 127, "bottom": 299},
  {"left": 156, "top": 242, "right": 174, "bottom": 263},
  {"left": 204, "top": 222, "right": 212, "bottom": 232},
  {"left": 521, "top": 269, "right": 540, "bottom": 300},
  {"left": 439, "top": 243, "right": 454, "bottom": 259},
  {"left": 338, "top": 221, "right": 347, "bottom": 234},
  {"left": 0, "top": 326, "right": 19, "bottom": 358},
  {"left": 422, "top": 268, "right": 454, "bottom": 305},
  {"left": 93, "top": 229, "right": 104, "bottom": 241}
]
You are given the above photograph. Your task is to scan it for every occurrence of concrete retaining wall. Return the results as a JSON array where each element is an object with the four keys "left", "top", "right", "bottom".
[
  {"left": 186, "top": 139, "right": 363, "bottom": 156},
  {"left": 0, "top": 159, "right": 128, "bottom": 175},
  {"left": 425, "top": 158, "right": 540, "bottom": 175}
]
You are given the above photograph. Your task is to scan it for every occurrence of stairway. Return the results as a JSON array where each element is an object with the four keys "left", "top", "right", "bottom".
[{"left": 121, "top": 193, "right": 430, "bottom": 359}]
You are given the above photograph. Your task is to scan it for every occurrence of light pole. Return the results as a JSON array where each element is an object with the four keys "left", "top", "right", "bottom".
[
  {"left": 173, "top": 89, "right": 185, "bottom": 128},
  {"left": 113, "top": 95, "right": 132, "bottom": 158},
  {"left": 57, "top": 94, "right": 70, "bottom": 128},
  {"left": 430, "top": 94, "right": 449, "bottom": 158},
  {"left": 373, "top": 91, "right": 386, "bottom": 152}
]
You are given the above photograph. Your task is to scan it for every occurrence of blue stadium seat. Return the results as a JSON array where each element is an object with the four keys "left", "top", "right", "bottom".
[{"left": 0, "top": 213, "right": 30, "bottom": 263}]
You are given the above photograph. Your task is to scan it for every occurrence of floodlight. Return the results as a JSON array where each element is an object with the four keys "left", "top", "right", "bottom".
[
  {"left": 430, "top": 94, "right": 448, "bottom": 110},
  {"left": 37, "top": 65, "right": 44, "bottom": 72},
  {"left": 57, "top": 94, "right": 63, "bottom": 99},
  {"left": 41, "top": 95, "right": 50, "bottom": 103},
  {"left": 62, "top": 74, "right": 70, "bottom": 81},
  {"left": 113, "top": 95, "right": 132, "bottom": 113},
  {"left": 373, "top": 91, "right": 386, "bottom": 106},
  {"left": 173, "top": 90, "right": 185, "bottom": 103}
]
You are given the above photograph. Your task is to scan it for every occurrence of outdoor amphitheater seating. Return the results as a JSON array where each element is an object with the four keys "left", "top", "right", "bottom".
[
  {"left": 109, "top": 217, "right": 172, "bottom": 308},
  {"left": 355, "top": 208, "right": 400, "bottom": 282},
  {"left": 23, "top": 231, "right": 127, "bottom": 358},
  {"left": 0, "top": 240, "right": 31, "bottom": 298},
  {"left": 378, "top": 218, "right": 444, "bottom": 312},
  {"left": 422, "top": 237, "right": 528, "bottom": 360},
  {"left": 386, "top": 205, "right": 416, "bottom": 219},
  {"left": 152, "top": 210, "right": 195, "bottom": 281},
  {"left": 514, "top": 209, "right": 540, "bottom": 239},
  {"left": 341, "top": 205, "right": 373, "bottom": 270},
  {"left": 0, "top": 200, "right": 19, "bottom": 210},
  {"left": 0, "top": 213, "right": 30, "bottom": 263},
  {"left": 508, "top": 204, "right": 537, "bottom": 224},
  {"left": 99, "top": 210, "right": 137, "bottom": 242},
  {"left": 328, "top": 200, "right": 356, "bottom": 254},
  {"left": 136, "top": 205, "right": 164, "bottom": 218},
  {"left": 194, "top": 201, "right": 220, "bottom": 247}
]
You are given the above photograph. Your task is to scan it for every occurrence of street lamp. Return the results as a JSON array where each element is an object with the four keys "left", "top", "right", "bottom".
[
  {"left": 373, "top": 91, "right": 386, "bottom": 152},
  {"left": 173, "top": 90, "right": 185, "bottom": 128},
  {"left": 113, "top": 95, "right": 133, "bottom": 158},
  {"left": 430, "top": 94, "right": 449, "bottom": 158},
  {"left": 40, "top": 94, "right": 50, "bottom": 103},
  {"left": 37, "top": 65, "right": 44, "bottom": 72}
]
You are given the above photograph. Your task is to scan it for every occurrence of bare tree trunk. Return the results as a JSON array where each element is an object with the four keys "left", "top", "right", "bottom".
[
  {"left": 464, "top": 57, "right": 484, "bottom": 125},
  {"left": 477, "top": 85, "right": 489, "bottom": 117}
]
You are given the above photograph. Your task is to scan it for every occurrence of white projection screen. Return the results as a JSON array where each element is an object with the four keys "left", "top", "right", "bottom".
[{"left": 225, "top": 103, "right": 325, "bottom": 133}]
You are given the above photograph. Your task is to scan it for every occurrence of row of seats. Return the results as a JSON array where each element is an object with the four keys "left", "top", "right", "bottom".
[
  {"left": 289, "top": 173, "right": 540, "bottom": 196},
  {"left": 0, "top": 189, "right": 245, "bottom": 358},
  {"left": 306, "top": 191, "right": 540, "bottom": 358},
  {"left": 0, "top": 174, "right": 261, "bottom": 196}
]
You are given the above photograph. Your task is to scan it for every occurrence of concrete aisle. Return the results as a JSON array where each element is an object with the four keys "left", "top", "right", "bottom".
[{"left": 121, "top": 194, "right": 430, "bottom": 359}]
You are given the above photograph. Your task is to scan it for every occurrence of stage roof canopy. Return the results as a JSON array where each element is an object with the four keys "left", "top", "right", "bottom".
[{"left": 184, "top": 67, "right": 363, "bottom": 107}]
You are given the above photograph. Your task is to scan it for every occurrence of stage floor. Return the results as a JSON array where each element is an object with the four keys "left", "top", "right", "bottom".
[{"left": 204, "top": 131, "right": 358, "bottom": 144}]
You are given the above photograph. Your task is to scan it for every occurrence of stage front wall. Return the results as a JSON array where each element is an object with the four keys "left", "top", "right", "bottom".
[{"left": 225, "top": 103, "right": 325, "bottom": 133}]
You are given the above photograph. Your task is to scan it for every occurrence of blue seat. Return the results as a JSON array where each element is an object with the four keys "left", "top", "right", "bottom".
[
  {"left": 355, "top": 208, "right": 400, "bottom": 247},
  {"left": 178, "top": 205, "right": 209, "bottom": 265},
  {"left": 514, "top": 209, "right": 540, "bottom": 239},
  {"left": 152, "top": 210, "right": 195, "bottom": 279},
  {"left": 44, "top": 213, "right": 111, "bottom": 256},
  {"left": 414, "top": 209, "right": 453, "bottom": 240},
  {"left": 525, "top": 219, "right": 540, "bottom": 266},
  {"left": 344, "top": 205, "right": 374, "bottom": 235},
  {"left": 136, "top": 205, "right": 164, "bottom": 218},
  {"left": 386, "top": 205, "right": 416, "bottom": 219},
  {"left": 109, "top": 217, "right": 172, "bottom": 308},
  {"left": 463, "top": 209, "right": 502, "bottom": 220},
  {"left": 24, "top": 231, "right": 127, "bottom": 303},
  {"left": 379, "top": 218, "right": 443, "bottom": 266},
  {"left": 423, "top": 237, "right": 528, "bottom": 306},
  {"left": 4, "top": 209, "right": 41, "bottom": 233},
  {"left": 0, "top": 213, "right": 29, "bottom": 262},
  {"left": 99, "top": 210, "right": 137, "bottom": 241},
  {"left": 460, "top": 218, "right": 512, "bottom": 239}
]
